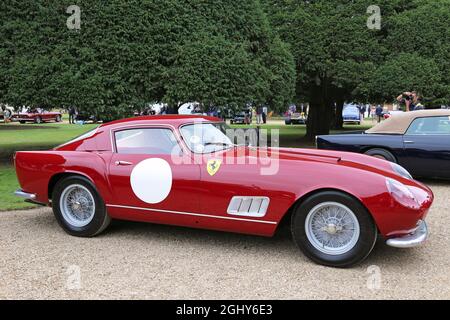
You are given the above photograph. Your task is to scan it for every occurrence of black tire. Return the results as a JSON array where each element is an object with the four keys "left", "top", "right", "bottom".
[
  {"left": 52, "top": 176, "right": 111, "bottom": 237},
  {"left": 19, "top": 121, "right": 26, "bottom": 124},
  {"left": 55, "top": 115, "right": 62, "bottom": 122},
  {"left": 35, "top": 116, "right": 42, "bottom": 124},
  {"left": 285, "top": 120, "right": 292, "bottom": 125},
  {"left": 291, "top": 191, "right": 377, "bottom": 268},
  {"left": 364, "top": 148, "right": 396, "bottom": 163}
]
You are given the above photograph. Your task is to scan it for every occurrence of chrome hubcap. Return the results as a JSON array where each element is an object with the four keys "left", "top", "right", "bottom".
[
  {"left": 60, "top": 184, "right": 95, "bottom": 227},
  {"left": 305, "top": 202, "right": 360, "bottom": 255}
]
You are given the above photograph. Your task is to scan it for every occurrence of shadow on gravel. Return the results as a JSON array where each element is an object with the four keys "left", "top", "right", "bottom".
[
  {"left": 25, "top": 208, "right": 426, "bottom": 268},
  {"left": 107, "top": 219, "right": 294, "bottom": 248}
]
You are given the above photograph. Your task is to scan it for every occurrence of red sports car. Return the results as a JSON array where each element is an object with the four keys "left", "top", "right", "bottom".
[
  {"left": 14, "top": 115, "right": 432, "bottom": 267},
  {"left": 11, "top": 108, "right": 62, "bottom": 124}
]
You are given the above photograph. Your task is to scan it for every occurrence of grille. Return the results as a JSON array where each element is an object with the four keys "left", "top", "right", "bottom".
[{"left": 227, "top": 196, "right": 270, "bottom": 217}]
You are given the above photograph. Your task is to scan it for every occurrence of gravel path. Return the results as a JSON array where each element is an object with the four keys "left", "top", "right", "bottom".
[{"left": 1, "top": 181, "right": 449, "bottom": 300}]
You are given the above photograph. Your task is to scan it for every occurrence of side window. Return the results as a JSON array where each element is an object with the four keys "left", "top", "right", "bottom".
[
  {"left": 406, "top": 117, "right": 450, "bottom": 135},
  {"left": 115, "top": 128, "right": 181, "bottom": 155}
]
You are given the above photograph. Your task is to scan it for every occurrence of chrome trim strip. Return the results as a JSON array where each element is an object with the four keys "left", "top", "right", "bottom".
[
  {"left": 106, "top": 204, "right": 277, "bottom": 225},
  {"left": 386, "top": 220, "right": 428, "bottom": 248},
  {"left": 14, "top": 189, "right": 36, "bottom": 200}
]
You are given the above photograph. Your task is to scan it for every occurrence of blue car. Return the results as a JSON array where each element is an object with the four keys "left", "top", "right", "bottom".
[
  {"left": 342, "top": 104, "right": 361, "bottom": 125},
  {"left": 317, "top": 109, "right": 450, "bottom": 179}
]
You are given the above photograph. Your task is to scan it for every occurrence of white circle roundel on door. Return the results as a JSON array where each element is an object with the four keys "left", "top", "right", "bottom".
[{"left": 130, "top": 158, "right": 173, "bottom": 204}]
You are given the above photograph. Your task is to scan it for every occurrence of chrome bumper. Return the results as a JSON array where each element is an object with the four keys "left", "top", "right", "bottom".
[
  {"left": 14, "top": 189, "right": 37, "bottom": 200},
  {"left": 386, "top": 220, "right": 428, "bottom": 248}
]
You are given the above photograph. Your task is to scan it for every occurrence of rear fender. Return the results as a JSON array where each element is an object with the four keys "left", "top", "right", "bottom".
[{"left": 15, "top": 151, "right": 113, "bottom": 204}]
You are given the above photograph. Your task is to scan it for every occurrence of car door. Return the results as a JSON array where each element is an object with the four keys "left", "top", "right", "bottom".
[
  {"left": 107, "top": 126, "right": 201, "bottom": 215},
  {"left": 403, "top": 116, "right": 450, "bottom": 178},
  {"left": 39, "top": 111, "right": 50, "bottom": 121}
]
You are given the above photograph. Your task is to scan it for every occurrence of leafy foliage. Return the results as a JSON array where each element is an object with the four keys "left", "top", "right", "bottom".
[
  {"left": 264, "top": 0, "right": 450, "bottom": 138},
  {"left": 0, "top": 0, "right": 295, "bottom": 118}
]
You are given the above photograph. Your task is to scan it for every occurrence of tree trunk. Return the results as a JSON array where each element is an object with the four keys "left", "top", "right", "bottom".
[
  {"left": 305, "top": 85, "right": 331, "bottom": 141},
  {"left": 333, "top": 99, "right": 344, "bottom": 129}
]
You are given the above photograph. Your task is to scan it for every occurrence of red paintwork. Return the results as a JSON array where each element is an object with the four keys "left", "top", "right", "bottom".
[
  {"left": 11, "top": 110, "right": 62, "bottom": 123},
  {"left": 14, "top": 115, "right": 433, "bottom": 238}
]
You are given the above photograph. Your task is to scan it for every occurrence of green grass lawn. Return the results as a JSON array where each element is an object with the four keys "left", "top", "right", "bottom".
[
  {"left": 0, "top": 121, "right": 98, "bottom": 161},
  {"left": 0, "top": 121, "right": 97, "bottom": 210},
  {"left": 230, "top": 122, "right": 372, "bottom": 148},
  {"left": 0, "top": 165, "right": 37, "bottom": 210},
  {"left": 0, "top": 120, "right": 372, "bottom": 211}
]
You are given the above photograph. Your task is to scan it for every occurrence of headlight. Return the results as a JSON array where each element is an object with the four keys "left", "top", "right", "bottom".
[
  {"left": 391, "top": 163, "right": 413, "bottom": 180},
  {"left": 386, "top": 178, "right": 419, "bottom": 208}
]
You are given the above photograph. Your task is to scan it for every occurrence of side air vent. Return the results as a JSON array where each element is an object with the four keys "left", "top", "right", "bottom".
[{"left": 227, "top": 196, "right": 270, "bottom": 218}]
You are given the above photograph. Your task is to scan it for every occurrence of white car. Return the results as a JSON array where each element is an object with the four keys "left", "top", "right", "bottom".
[{"left": 178, "top": 102, "right": 204, "bottom": 115}]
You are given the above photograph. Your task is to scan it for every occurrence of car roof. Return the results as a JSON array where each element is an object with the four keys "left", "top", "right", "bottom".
[
  {"left": 99, "top": 115, "right": 221, "bottom": 128},
  {"left": 366, "top": 109, "right": 450, "bottom": 134}
]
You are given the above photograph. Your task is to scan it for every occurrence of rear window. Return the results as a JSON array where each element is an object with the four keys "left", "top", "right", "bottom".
[
  {"left": 406, "top": 116, "right": 450, "bottom": 135},
  {"left": 55, "top": 127, "right": 98, "bottom": 149}
]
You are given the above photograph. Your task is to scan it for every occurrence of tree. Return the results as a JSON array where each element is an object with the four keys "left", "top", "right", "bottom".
[
  {"left": 382, "top": 0, "right": 450, "bottom": 105},
  {"left": 264, "top": 0, "right": 448, "bottom": 139},
  {"left": 263, "top": 0, "right": 384, "bottom": 138},
  {"left": 0, "top": 0, "right": 295, "bottom": 119},
  {"left": 363, "top": 53, "right": 442, "bottom": 103}
]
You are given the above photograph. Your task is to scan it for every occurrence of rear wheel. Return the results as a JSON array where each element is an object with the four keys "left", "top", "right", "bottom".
[
  {"left": 19, "top": 121, "right": 26, "bottom": 124},
  {"left": 34, "top": 116, "right": 42, "bottom": 124},
  {"left": 364, "top": 148, "right": 396, "bottom": 162},
  {"left": 52, "top": 176, "right": 111, "bottom": 237},
  {"left": 291, "top": 191, "right": 377, "bottom": 268}
]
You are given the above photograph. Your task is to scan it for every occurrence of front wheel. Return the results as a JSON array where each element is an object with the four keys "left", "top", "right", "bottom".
[
  {"left": 35, "top": 116, "right": 42, "bottom": 124},
  {"left": 55, "top": 115, "right": 62, "bottom": 122},
  {"left": 52, "top": 176, "right": 111, "bottom": 237},
  {"left": 291, "top": 191, "right": 377, "bottom": 268}
]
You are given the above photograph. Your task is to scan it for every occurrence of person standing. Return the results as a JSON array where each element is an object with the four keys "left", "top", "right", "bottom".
[
  {"left": 262, "top": 105, "right": 268, "bottom": 124},
  {"left": 244, "top": 109, "right": 251, "bottom": 125},
  {"left": 413, "top": 97, "right": 424, "bottom": 111},
  {"left": 396, "top": 91, "right": 418, "bottom": 111},
  {"left": 360, "top": 104, "right": 366, "bottom": 122},
  {"left": 68, "top": 106, "right": 77, "bottom": 124},
  {"left": 256, "top": 106, "right": 263, "bottom": 124},
  {"left": 375, "top": 105, "right": 383, "bottom": 123}
]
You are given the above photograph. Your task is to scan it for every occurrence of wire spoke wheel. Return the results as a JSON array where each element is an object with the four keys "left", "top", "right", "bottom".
[
  {"left": 60, "top": 184, "right": 95, "bottom": 228},
  {"left": 305, "top": 202, "right": 360, "bottom": 255}
]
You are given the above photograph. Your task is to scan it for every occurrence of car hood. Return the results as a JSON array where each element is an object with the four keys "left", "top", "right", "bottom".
[
  {"left": 250, "top": 147, "right": 405, "bottom": 181},
  {"left": 218, "top": 145, "right": 427, "bottom": 190}
]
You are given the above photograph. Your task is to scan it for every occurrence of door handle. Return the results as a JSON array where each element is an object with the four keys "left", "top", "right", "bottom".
[
  {"left": 404, "top": 141, "right": 415, "bottom": 144},
  {"left": 115, "top": 160, "right": 133, "bottom": 166}
]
